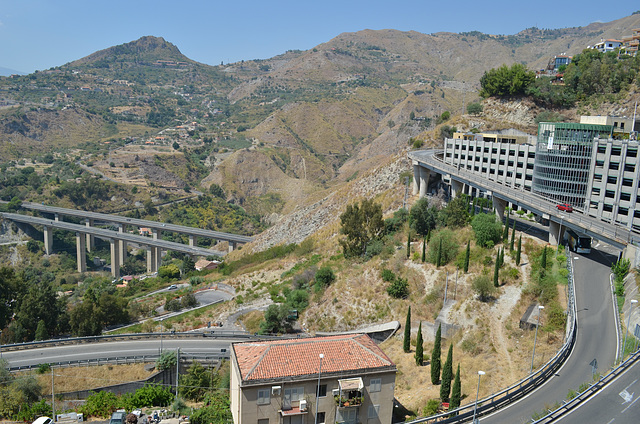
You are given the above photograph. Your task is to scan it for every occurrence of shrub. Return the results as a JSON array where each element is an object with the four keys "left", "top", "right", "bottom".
[
  {"left": 315, "top": 266, "right": 336, "bottom": 287},
  {"left": 387, "top": 277, "right": 409, "bottom": 299},
  {"left": 426, "top": 229, "right": 458, "bottom": 266},
  {"left": 471, "top": 213, "right": 502, "bottom": 247},
  {"left": 472, "top": 274, "right": 497, "bottom": 301}
]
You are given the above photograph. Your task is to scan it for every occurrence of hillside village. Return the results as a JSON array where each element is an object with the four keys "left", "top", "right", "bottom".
[{"left": 0, "top": 11, "right": 639, "bottom": 424}]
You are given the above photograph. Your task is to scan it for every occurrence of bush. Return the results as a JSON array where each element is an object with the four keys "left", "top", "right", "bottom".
[
  {"left": 315, "top": 266, "right": 336, "bottom": 287},
  {"left": 156, "top": 351, "right": 177, "bottom": 371},
  {"left": 426, "top": 229, "right": 458, "bottom": 266},
  {"left": 471, "top": 213, "right": 502, "bottom": 247},
  {"left": 472, "top": 274, "right": 497, "bottom": 301},
  {"left": 387, "top": 277, "right": 409, "bottom": 299}
]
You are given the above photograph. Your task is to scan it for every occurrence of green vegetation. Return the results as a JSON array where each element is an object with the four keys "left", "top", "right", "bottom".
[
  {"left": 404, "top": 306, "right": 411, "bottom": 353},
  {"left": 339, "top": 199, "right": 385, "bottom": 258},
  {"left": 415, "top": 322, "right": 424, "bottom": 366},
  {"left": 431, "top": 324, "right": 442, "bottom": 384}
]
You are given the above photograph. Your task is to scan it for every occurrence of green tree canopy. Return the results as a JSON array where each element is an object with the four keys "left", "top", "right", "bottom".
[
  {"left": 480, "top": 63, "right": 535, "bottom": 98},
  {"left": 409, "top": 198, "right": 438, "bottom": 236},
  {"left": 471, "top": 213, "right": 503, "bottom": 248},
  {"left": 339, "top": 199, "right": 384, "bottom": 257}
]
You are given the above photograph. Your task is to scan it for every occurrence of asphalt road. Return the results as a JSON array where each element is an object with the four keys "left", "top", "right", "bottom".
[
  {"left": 1, "top": 339, "right": 239, "bottom": 368},
  {"left": 482, "top": 243, "right": 619, "bottom": 424},
  {"left": 557, "top": 357, "right": 640, "bottom": 424}
]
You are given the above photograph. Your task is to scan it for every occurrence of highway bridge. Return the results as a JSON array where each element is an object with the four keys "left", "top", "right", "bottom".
[
  {"left": 409, "top": 149, "right": 640, "bottom": 260},
  {"left": 1, "top": 203, "right": 255, "bottom": 277}
]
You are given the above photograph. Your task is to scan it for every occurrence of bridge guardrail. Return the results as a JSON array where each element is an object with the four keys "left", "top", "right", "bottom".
[
  {"left": 8, "top": 352, "right": 232, "bottom": 372},
  {"left": 0, "top": 330, "right": 268, "bottom": 353},
  {"left": 404, "top": 247, "right": 577, "bottom": 424}
]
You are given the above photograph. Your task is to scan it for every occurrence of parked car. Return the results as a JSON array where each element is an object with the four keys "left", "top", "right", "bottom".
[
  {"left": 168, "top": 284, "right": 177, "bottom": 290},
  {"left": 556, "top": 203, "right": 573, "bottom": 212}
]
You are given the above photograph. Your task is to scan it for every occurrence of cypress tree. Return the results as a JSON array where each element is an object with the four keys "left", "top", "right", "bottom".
[
  {"left": 422, "top": 235, "right": 427, "bottom": 263},
  {"left": 426, "top": 229, "right": 431, "bottom": 244},
  {"left": 415, "top": 321, "right": 424, "bottom": 366},
  {"left": 450, "top": 364, "right": 461, "bottom": 410},
  {"left": 541, "top": 246, "right": 547, "bottom": 269},
  {"left": 440, "top": 344, "right": 454, "bottom": 402},
  {"left": 407, "top": 231, "right": 411, "bottom": 258},
  {"left": 431, "top": 324, "right": 442, "bottom": 384},
  {"left": 499, "top": 247, "right": 504, "bottom": 267},
  {"left": 516, "top": 235, "right": 522, "bottom": 265},
  {"left": 437, "top": 238, "right": 442, "bottom": 267},
  {"left": 502, "top": 216, "right": 509, "bottom": 242},
  {"left": 463, "top": 240, "right": 470, "bottom": 273},
  {"left": 493, "top": 250, "right": 500, "bottom": 287},
  {"left": 510, "top": 220, "right": 516, "bottom": 251},
  {"left": 403, "top": 307, "right": 411, "bottom": 353}
]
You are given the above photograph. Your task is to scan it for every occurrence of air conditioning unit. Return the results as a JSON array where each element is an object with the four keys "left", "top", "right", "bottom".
[
  {"left": 272, "top": 386, "right": 281, "bottom": 395},
  {"left": 299, "top": 400, "right": 307, "bottom": 411},
  {"left": 332, "top": 389, "right": 340, "bottom": 396}
]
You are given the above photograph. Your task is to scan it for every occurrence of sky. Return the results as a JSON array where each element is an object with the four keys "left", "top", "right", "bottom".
[{"left": 1, "top": 0, "right": 639, "bottom": 74}]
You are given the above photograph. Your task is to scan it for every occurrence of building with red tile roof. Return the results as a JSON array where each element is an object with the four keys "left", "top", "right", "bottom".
[{"left": 230, "top": 334, "right": 397, "bottom": 424}]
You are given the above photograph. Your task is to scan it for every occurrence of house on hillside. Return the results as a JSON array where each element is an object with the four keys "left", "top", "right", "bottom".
[
  {"left": 195, "top": 259, "right": 219, "bottom": 271},
  {"left": 622, "top": 28, "right": 640, "bottom": 56},
  {"left": 547, "top": 55, "right": 572, "bottom": 72},
  {"left": 230, "top": 334, "right": 397, "bottom": 424},
  {"left": 591, "top": 39, "right": 623, "bottom": 53}
]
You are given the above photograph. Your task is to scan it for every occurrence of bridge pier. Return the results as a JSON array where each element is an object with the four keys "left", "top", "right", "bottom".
[
  {"left": 492, "top": 197, "right": 507, "bottom": 220},
  {"left": 76, "top": 232, "right": 87, "bottom": 273},
  {"left": 152, "top": 229, "right": 161, "bottom": 240},
  {"left": 43, "top": 225, "right": 53, "bottom": 255},
  {"left": 54, "top": 213, "right": 60, "bottom": 222},
  {"left": 549, "top": 221, "right": 565, "bottom": 246},
  {"left": 146, "top": 246, "right": 158, "bottom": 273},
  {"left": 110, "top": 238, "right": 120, "bottom": 279},
  {"left": 189, "top": 234, "right": 196, "bottom": 247},
  {"left": 85, "top": 218, "right": 95, "bottom": 252},
  {"left": 419, "top": 167, "right": 431, "bottom": 198},
  {"left": 117, "top": 224, "right": 127, "bottom": 265},
  {"left": 228, "top": 241, "right": 236, "bottom": 253},
  {"left": 412, "top": 165, "right": 420, "bottom": 195},
  {"left": 451, "top": 179, "right": 464, "bottom": 198}
]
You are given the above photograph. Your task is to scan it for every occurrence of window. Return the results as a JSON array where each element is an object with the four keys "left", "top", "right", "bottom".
[
  {"left": 317, "top": 384, "right": 327, "bottom": 397},
  {"left": 370, "top": 378, "right": 381, "bottom": 393},
  {"left": 603, "top": 204, "right": 613, "bottom": 212},
  {"left": 609, "top": 162, "right": 619, "bottom": 170},
  {"left": 621, "top": 192, "right": 631, "bottom": 201},
  {"left": 284, "top": 387, "right": 304, "bottom": 402},
  {"left": 337, "top": 409, "right": 357, "bottom": 424},
  {"left": 597, "top": 145, "right": 607, "bottom": 154},
  {"left": 317, "top": 412, "right": 326, "bottom": 424},
  {"left": 594, "top": 174, "right": 602, "bottom": 182},
  {"left": 592, "top": 187, "right": 601, "bottom": 195},
  {"left": 622, "top": 178, "right": 633, "bottom": 187},
  {"left": 258, "top": 389, "right": 270, "bottom": 405},
  {"left": 368, "top": 405, "right": 380, "bottom": 419},
  {"left": 624, "top": 163, "right": 636, "bottom": 172},
  {"left": 611, "top": 147, "right": 621, "bottom": 156},
  {"left": 627, "top": 148, "right": 637, "bottom": 158},
  {"left": 605, "top": 190, "right": 615, "bottom": 199},
  {"left": 607, "top": 176, "right": 617, "bottom": 184}
]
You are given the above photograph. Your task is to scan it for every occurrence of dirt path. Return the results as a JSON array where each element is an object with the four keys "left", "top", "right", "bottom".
[{"left": 487, "top": 251, "right": 529, "bottom": 383}]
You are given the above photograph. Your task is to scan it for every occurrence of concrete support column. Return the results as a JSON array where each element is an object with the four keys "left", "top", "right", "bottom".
[
  {"left": 146, "top": 246, "right": 157, "bottom": 273},
  {"left": 549, "top": 221, "right": 565, "bottom": 246},
  {"left": 119, "top": 240, "right": 128, "bottom": 265},
  {"left": 43, "top": 225, "right": 53, "bottom": 255},
  {"left": 451, "top": 179, "right": 463, "bottom": 198},
  {"left": 189, "top": 234, "right": 196, "bottom": 247},
  {"left": 155, "top": 248, "right": 163, "bottom": 271},
  {"left": 492, "top": 197, "right": 507, "bottom": 220},
  {"left": 419, "top": 168, "right": 430, "bottom": 198},
  {"left": 412, "top": 165, "right": 420, "bottom": 195},
  {"left": 153, "top": 229, "right": 161, "bottom": 240},
  {"left": 110, "top": 239, "right": 120, "bottom": 279},
  {"left": 228, "top": 241, "right": 236, "bottom": 253},
  {"left": 54, "top": 213, "right": 60, "bottom": 222},
  {"left": 75, "top": 232, "right": 87, "bottom": 273},
  {"left": 85, "top": 218, "right": 95, "bottom": 252}
]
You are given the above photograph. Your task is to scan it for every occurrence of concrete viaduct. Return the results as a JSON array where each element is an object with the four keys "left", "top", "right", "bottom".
[
  {"left": 1, "top": 203, "right": 254, "bottom": 278},
  {"left": 409, "top": 149, "right": 640, "bottom": 261}
]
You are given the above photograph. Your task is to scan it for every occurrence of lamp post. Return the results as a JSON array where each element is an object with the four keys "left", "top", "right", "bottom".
[
  {"left": 159, "top": 318, "right": 165, "bottom": 355},
  {"left": 530, "top": 305, "right": 545, "bottom": 374},
  {"left": 315, "top": 354, "right": 324, "bottom": 424},
  {"left": 472, "top": 370, "right": 485, "bottom": 424},
  {"left": 555, "top": 215, "right": 564, "bottom": 258},
  {"left": 622, "top": 299, "right": 638, "bottom": 362}
]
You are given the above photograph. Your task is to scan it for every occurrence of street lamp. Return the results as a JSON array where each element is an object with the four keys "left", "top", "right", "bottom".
[
  {"left": 530, "top": 305, "right": 545, "bottom": 374},
  {"left": 315, "top": 354, "right": 324, "bottom": 424},
  {"left": 472, "top": 370, "right": 485, "bottom": 424},
  {"left": 555, "top": 215, "right": 564, "bottom": 258},
  {"left": 622, "top": 299, "right": 638, "bottom": 362}
]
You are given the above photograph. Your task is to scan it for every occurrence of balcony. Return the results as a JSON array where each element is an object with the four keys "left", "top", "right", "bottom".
[{"left": 335, "top": 377, "right": 364, "bottom": 408}]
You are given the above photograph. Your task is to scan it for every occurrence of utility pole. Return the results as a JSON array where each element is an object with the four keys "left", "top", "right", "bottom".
[
  {"left": 403, "top": 176, "right": 409, "bottom": 210},
  {"left": 51, "top": 367, "right": 55, "bottom": 422}
]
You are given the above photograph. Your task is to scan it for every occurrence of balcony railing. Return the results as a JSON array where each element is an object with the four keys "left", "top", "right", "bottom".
[{"left": 334, "top": 393, "right": 363, "bottom": 407}]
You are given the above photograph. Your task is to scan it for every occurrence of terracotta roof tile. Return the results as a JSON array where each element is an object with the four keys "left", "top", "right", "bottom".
[{"left": 233, "top": 334, "right": 395, "bottom": 382}]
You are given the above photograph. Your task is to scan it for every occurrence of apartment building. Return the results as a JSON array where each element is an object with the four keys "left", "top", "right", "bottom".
[
  {"left": 622, "top": 28, "right": 640, "bottom": 56},
  {"left": 443, "top": 120, "right": 640, "bottom": 232},
  {"left": 230, "top": 334, "right": 397, "bottom": 424}
]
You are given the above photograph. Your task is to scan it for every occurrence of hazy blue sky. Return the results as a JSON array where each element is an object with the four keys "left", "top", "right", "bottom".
[{"left": 1, "top": 0, "right": 639, "bottom": 74}]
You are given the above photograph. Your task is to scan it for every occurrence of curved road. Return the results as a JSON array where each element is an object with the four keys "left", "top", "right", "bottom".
[
  {"left": 557, "top": 356, "right": 640, "bottom": 424},
  {"left": 484, "top": 245, "right": 619, "bottom": 423}
]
